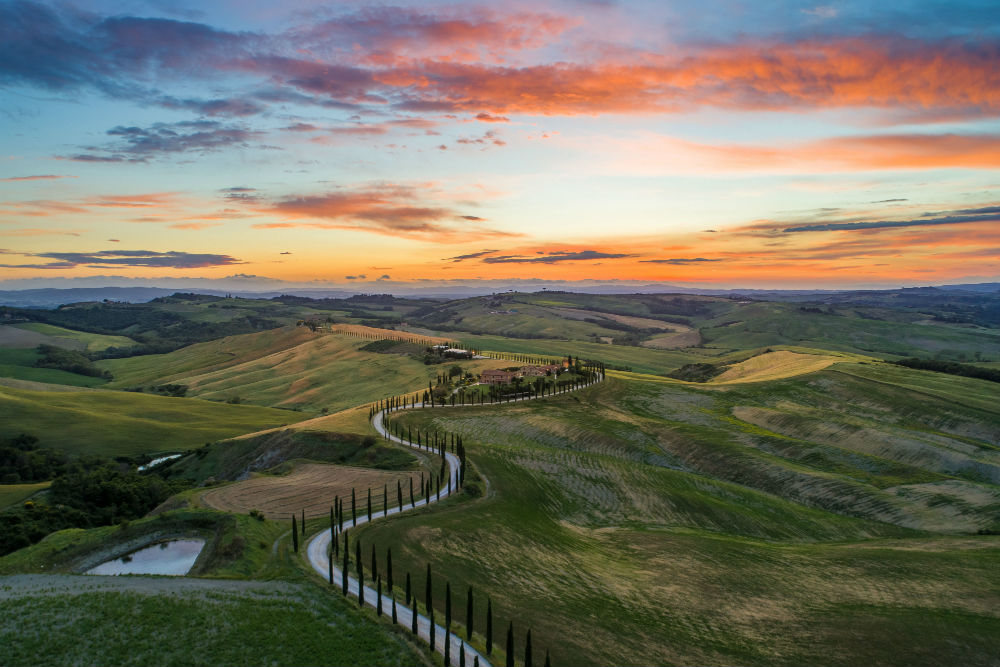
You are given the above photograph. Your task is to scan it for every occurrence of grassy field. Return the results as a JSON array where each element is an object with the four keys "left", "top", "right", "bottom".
[
  {"left": 0, "top": 348, "right": 110, "bottom": 387},
  {"left": 100, "top": 329, "right": 502, "bottom": 414},
  {"left": 0, "top": 502, "right": 428, "bottom": 667},
  {"left": 709, "top": 349, "right": 843, "bottom": 383},
  {"left": 200, "top": 462, "right": 426, "bottom": 519},
  {"left": 163, "top": 429, "right": 431, "bottom": 484},
  {"left": 0, "top": 482, "right": 51, "bottom": 509},
  {"left": 0, "top": 575, "right": 425, "bottom": 667},
  {"left": 348, "top": 363, "right": 1000, "bottom": 665},
  {"left": 10, "top": 322, "right": 137, "bottom": 351},
  {"left": 0, "top": 384, "right": 297, "bottom": 457},
  {"left": 409, "top": 292, "right": 1000, "bottom": 363}
]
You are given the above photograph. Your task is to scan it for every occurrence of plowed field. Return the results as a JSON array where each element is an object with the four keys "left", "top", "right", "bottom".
[{"left": 201, "top": 463, "right": 422, "bottom": 519}]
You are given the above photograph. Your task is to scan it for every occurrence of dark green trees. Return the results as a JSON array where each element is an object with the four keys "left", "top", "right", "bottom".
[
  {"left": 291, "top": 515, "right": 298, "bottom": 552},
  {"left": 506, "top": 622, "right": 514, "bottom": 667},
  {"left": 486, "top": 597, "right": 493, "bottom": 654},
  {"left": 525, "top": 629, "right": 532, "bottom": 667},
  {"left": 426, "top": 563, "right": 435, "bottom": 652},
  {"left": 445, "top": 581, "right": 452, "bottom": 665},
  {"left": 411, "top": 594, "right": 418, "bottom": 634},
  {"left": 466, "top": 585, "right": 474, "bottom": 640},
  {"left": 356, "top": 538, "right": 363, "bottom": 607}
]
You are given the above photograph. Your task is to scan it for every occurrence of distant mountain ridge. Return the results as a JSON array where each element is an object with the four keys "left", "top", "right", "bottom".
[{"left": 2, "top": 282, "right": 1000, "bottom": 309}]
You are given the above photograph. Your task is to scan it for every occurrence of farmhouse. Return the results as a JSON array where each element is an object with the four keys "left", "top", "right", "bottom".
[
  {"left": 520, "top": 364, "right": 561, "bottom": 377},
  {"left": 480, "top": 369, "right": 516, "bottom": 385}
]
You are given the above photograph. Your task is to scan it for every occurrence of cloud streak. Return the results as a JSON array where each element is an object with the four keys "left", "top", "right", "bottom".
[
  {"left": 254, "top": 184, "right": 515, "bottom": 242},
  {"left": 481, "top": 250, "right": 634, "bottom": 263},
  {"left": 0, "top": 249, "right": 242, "bottom": 269}
]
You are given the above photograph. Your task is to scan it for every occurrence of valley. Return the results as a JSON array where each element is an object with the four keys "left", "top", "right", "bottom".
[{"left": 1, "top": 288, "right": 998, "bottom": 666}]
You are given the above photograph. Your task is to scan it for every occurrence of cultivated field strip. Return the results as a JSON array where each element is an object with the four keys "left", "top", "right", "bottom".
[
  {"left": 200, "top": 464, "right": 419, "bottom": 519},
  {"left": 305, "top": 371, "right": 604, "bottom": 667},
  {"left": 329, "top": 323, "right": 454, "bottom": 346}
]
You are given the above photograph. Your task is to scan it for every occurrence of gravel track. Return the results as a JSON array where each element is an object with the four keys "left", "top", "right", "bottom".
[{"left": 305, "top": 370, "right": 603, "bottom": 667}]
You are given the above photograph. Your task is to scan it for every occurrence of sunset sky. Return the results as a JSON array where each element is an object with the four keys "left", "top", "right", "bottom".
[{"left": 1, "top": 0, "right": 999, "bottom": 290}]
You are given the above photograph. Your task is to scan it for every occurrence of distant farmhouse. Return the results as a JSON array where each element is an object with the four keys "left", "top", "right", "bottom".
[
  {"left": 481, "top": 369, "right": 517, "bottom": 385},
  {"left": 479, "top": 363, "right": 563, "bottom": 385}
]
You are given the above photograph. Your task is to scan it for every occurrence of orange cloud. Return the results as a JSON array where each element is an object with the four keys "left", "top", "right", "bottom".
[
  {"left": 255, "top": 184, "right": 517, "bottom": 242},
  {"left": 368, "top": 37, "right": 1000, "bottom": 116}
]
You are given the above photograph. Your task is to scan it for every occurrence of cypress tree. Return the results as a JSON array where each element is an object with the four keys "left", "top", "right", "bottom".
[
  {"left": 397, "top": 480, "right": 403, "bottom": 511},
  {"left": 466, "top": 586, "right": 474, "bottom": 640},
  {"left": 409, "top": 477, "right": 415, "bottom": 508},
  {"left": 351, "top": 488, "right": 357, "bottom": 526},
  {"left": 377, "top": 575, "right": 383, "bottom": 616},
  {"left": 445, "top": 581, "right": 452, "bottom": 665},
  {"left": 291, "top": 515, "right": 298, "bottom": 552},
  {"left": 371, "top": 543, "right": 378, "bottom": 583},
  {"left": 405, "top": 571, "right": 411, "bottom": 605},
  {"left": 425, "top": 563, "right": 432, "bottom": 616},
  {"left": 383, "top": 483, "right": 388, "bottom": 517},
  {"left": 475, "top": 655, "right": 479, "bottom": 667},
  {"left": 525, "top": 629, "right": 532, "bottom": 667},
  {"left": 411, "top": 593, "right": 418, "bottom": 634},
  {"left": 301, "top": 508, "right": 306, "bottom": 535},
  {"left": 342, "top": 530, "right": 349, "bottom": 596},
  {"left": 544, "top": 650, "right": 551, "bottom": 667},
  {"left": 356, "top": 539, "right": 364, "bottom": 607},
  {"left": 486, "top": 598, "right": 493, "bottom": 654},
  {"left": 392, "top": 589, "right": 397, "bottom": 624},
  {"left": 429, "top": 606, "right": 436, "bottom": 653},
  {"left": 330, "top": 505, "right": 335, "bottom": 539},
  {"left": 367, "top": 487, "right": 372, "bottom": 522},
  {"left": 460, "top": 642, "right": 466, "bottom": 667},
  {"left": 506, "top": 622, "right": 514, "bottom": 667}
]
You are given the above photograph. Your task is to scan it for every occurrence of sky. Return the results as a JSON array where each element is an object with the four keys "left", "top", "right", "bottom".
[{"left": 1, "top": 0, "right": 999, "bottom": 291}]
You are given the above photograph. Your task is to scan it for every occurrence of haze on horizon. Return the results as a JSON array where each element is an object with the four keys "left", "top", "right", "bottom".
[{"left": 1, "top": 0, "right": 999, "bottom": 290}]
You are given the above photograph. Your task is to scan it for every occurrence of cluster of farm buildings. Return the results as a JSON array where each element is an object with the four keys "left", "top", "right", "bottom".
[
  {"left": 429, "top": 345, "right": 567, "bottom": 386},
  {"left": 479, "top": 363, "right": 564, "bottom": 385}
]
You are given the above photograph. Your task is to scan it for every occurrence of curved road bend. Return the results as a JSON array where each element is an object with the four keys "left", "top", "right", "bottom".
[{"left": 306, "top": 371, "right": 603, "bottom": 667}]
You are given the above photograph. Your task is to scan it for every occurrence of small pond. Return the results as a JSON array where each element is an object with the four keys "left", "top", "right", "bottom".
[{"left": 86, "top": 539, "right": 205, "bottom": 576}]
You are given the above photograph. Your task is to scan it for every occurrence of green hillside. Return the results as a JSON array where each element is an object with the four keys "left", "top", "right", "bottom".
[
  {"left": 0, "top": 383, "right": 297, "bottom": 457},
  {"left": 354, "top": 360, "right": 1000, "bottom": 665},
  {"left": 100, "top": 328, "right": 500, "bottom": 414}
]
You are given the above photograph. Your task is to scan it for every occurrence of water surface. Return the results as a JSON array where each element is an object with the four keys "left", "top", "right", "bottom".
[{"left": 86, "top": 539, "right": 205, "bottom": 576}]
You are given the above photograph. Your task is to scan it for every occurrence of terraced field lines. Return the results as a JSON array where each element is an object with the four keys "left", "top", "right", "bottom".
[{"left": 200, "top": 463, "right": 420, "bottom": 519}]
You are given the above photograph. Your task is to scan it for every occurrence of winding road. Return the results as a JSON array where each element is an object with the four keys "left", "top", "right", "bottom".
[{"left": 306, "top": 370, "right": 603, "bottom": 667}]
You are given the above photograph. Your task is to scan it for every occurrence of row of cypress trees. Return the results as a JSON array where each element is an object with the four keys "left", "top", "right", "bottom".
[
  {"left": 326, "top": 536, "right": 549, "bottom": 667},
  {"left": 311, "top": 349, "right": 595, "bottom": 664}
]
